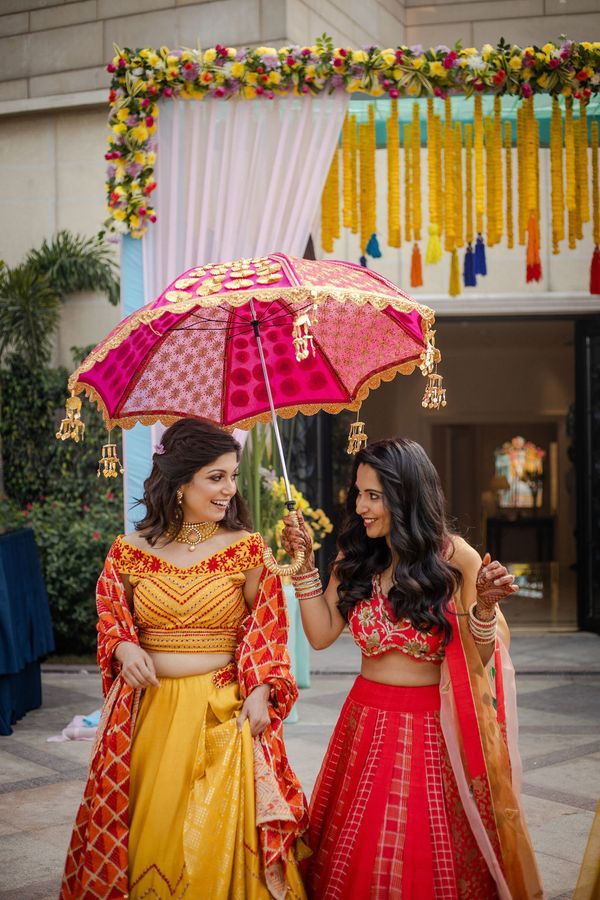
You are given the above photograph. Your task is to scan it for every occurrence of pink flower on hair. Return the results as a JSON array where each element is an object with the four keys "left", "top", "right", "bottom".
[{"left": 154, "top": 443, "right": 165, "bottom": 455}]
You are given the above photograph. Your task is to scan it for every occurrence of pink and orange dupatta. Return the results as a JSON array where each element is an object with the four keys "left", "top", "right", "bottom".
[
  {"left": 60, "top": 545, "right": 308, "bottom": 900},
  {"left": 441, "top": 595, "right": 545, "bottom": 900}
]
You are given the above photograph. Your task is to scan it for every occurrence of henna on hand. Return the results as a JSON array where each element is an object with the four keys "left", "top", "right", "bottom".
[{"left": 475, "top": 552, "right": 518, "bottom": 613}]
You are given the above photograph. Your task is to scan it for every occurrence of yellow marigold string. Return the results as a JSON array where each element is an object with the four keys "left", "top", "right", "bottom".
[
  {"left": 549, "top": 97, "right": 564, "bottom": 254},
  {"left": 404, "top": 123, "right": 413, "bottom": 244},
  {"left": 524, "top": 98, "right": 537, "bottom": 219},
  {"left": 565, "top": 97, "right": 576, "bottom": 212},
  {"left": 349, "top": 114, "right": 358, "bottom": 234},
  {"left": 494, "top": 95, "right": 503, "bottom": 244},
  {"left": 444, "top": 98, "right": 455, "bottom": 253},
  {"left": 485, "top": 115, "right": 496, "bottom": 246},
  {"left": 474, "top": 94, "right": 484, "bottom": 236},
  {"left": 359, "top": 121, "right": 370, "bottom": 254},
  {"left": 367, "top": 104, "right": 377, "bottom": 247},
  {"left": 425, "top": 100, "right": 442, "bottom": 264},
  {"left": 454, "top": 122, "right": 464, "bottom": 249},
  {"left": 574, "top": 121, "right": 583, "bottom": 241},
  {"left": 465, "top": 124, "right": 474, "bottom": 246},
  {"left": 387, "top": 98, "right": 401, "bottom": 248},
  {"left": 412, "top": 102, "right": 422, "bottom": 242},
  {"left": 321, "top": 146, "right": 339, "bottom": 253},
  {"left": 592, "top": 121, "right": 599, "bottom": 247},
  {"left": 342, "top": 114, "right": 352, "bottom": 229},
  {"left": 578, "top": 98, "right": 590, "bottom": 226},
  {"left": 516, "top": 104, "right": 526, "bottom": 245},
  {"left": 504, "top": 120, "right": 514, "bottom": 250}
]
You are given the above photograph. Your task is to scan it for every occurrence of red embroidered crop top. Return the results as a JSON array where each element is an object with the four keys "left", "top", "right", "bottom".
[
  {"left": 112, "top": 533, "right": 264, "bottom": 654},
  {"left": 347, "top": 576, "right": 445, "bottom": 663}
]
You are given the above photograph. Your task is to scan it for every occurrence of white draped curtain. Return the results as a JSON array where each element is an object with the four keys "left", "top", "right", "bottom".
[{"left": 123, "top": 92, "right": 348, "bottom": 520}]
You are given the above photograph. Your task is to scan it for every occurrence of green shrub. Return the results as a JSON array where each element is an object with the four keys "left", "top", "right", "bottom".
[{"left": 22, "top": 489, "right": 123, "bottom": 654}]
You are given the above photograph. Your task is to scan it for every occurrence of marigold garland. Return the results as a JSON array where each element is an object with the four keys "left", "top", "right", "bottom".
[
  {"left": 404, "top": 123, "right": 413, "bottom": 244},
  {"left": 494, "top": 95, "right": 504, "bottom": 244},
  {"left": 579, "top": 98, "right": 590, "bottom": 225},
  {"left": 412, "top": 102, "right": 422, "bottom": 242},
  {"left": 464, "top": 124, "right": 474, "bottom": 246},
  {"left": 444, "top": 99, "right": 456, "bottom": 253},
  {"left": 565, "top": 97, "right": 576, "bottom": 212},
  {"left": 550, "top": 97, "right": 564, "bottom": 253},
  {"left": 504, "top": 120, "right": 514, "bottom": 249},
  {"left": 454, "top": 123, "right": 464, "bottom": 249},
  {"left": 105, "top": 39, "right": 600, "bottom": 236},
  {"left": 485, "top": 115, "right": 497, "bottom": 246},
  {"left": 387, "top": 98, "right": 401, "bottom": 248},
  {"left": 574, "top": 120, "right": 583, "bottom": 241},
  {"left": 321, "top": 147, "right": 340, "bottom": 253},
  {"left": 516, "top": 104, "right": 526, "bottom": 245},
  {"left": 349, "top": 114, "right": 359, "bottom": 234},
  {"left": 426, "top": 99, "right": 443, "bottom": 264},
  {"left": 342, "top": 114, "right": 353, "bottom": 229},
  {"left": 474, "top": 94, "right": 485, "bottom": 238}
]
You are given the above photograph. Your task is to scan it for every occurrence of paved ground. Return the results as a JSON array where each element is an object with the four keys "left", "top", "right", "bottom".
[{"left": 0, "top": 633, "right": 599, "bottom": 899}]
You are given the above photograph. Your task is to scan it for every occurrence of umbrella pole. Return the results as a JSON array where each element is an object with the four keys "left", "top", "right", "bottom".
[{"left": 249, "top": 300, "right": 295, "bottom": 513}]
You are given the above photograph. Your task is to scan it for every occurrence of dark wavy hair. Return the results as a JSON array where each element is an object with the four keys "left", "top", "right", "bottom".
[
  {"left": 334, "top": 438, "right": 461, "bottom": 644},
  {"left": 135, "top": 418, "right": 252, "bottom": 545}
]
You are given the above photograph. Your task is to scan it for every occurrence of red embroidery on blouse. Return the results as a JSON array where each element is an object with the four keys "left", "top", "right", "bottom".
[{"left": 348, "top": 577, "right": 445, "bottom": 663}]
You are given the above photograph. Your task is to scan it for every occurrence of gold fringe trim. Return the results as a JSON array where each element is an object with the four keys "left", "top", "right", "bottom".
[{"left": 74, "top": 358, "right": 421, "bottom": 432}]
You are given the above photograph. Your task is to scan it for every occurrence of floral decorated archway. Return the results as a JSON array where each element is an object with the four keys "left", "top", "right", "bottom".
[{"left": 101, "top": 36, "right": 600, "bottom": 523}]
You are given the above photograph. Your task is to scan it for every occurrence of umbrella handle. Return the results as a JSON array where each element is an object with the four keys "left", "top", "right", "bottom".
[{"left": 262, "top": 509, "right": 306, "bottom": 577}]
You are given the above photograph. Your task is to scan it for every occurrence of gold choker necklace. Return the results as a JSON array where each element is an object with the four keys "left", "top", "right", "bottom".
[{"left": 172, "top": 521, "right": 219, "bottom": 551}]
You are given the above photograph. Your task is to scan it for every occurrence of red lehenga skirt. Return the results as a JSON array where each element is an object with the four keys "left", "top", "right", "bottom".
[{"left": 306, "top": 676, "right": 499, "bottom": 900}]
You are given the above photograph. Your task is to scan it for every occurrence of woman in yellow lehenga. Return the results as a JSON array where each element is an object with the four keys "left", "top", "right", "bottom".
[{"left": 61, "top": 418, "right": 308, "bottom": 900}]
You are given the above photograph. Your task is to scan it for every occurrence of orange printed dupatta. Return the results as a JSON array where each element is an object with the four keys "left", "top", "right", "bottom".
[
  {"left": 441, "top": 596, "right": 545, "bottom": 900},
  {"left": 60, "top": 542, "right": 308, "bottom": 900}
]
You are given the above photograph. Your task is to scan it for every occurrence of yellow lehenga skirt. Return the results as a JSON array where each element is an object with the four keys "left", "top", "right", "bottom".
[{"left": 129, "top": 671, "right": 305, "bottom": 899}]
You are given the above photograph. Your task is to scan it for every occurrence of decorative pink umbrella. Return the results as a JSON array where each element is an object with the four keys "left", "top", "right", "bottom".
[{"left": 58, "top": 253, "right": 443, "bottom": 572}]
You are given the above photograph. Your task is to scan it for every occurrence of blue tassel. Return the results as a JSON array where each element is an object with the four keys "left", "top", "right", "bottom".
[
  {"left": 463, "top": 244, "right": 477, "bottom": 287},
  {"left": 365, "top": 233, "right": 382, "bottom": 258},
  {"left": 359, "top": 255, "right": 368, "bottom": 268},
  {"left": 474, "top": 233, "right": 487, "bottom": 276}
]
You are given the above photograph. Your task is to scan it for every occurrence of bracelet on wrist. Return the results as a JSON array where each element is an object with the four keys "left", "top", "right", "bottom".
[{"left": 468, "top": 602, "right": 497, "bottom": 644}]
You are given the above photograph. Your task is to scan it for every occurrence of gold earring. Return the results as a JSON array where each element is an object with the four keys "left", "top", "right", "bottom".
[{"left": 176, "top": 489, "right": 183, "bottom": 505}]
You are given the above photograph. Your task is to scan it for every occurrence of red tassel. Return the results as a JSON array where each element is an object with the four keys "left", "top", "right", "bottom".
[
  {"left": 526, "top": 213, "right": 542, "bottom": 283},
  {"left": 410, "top": 243, "right": 423, "bottom": 287},
  {"left": 591, "top": 246, "right": 600, "bottom": 295}
]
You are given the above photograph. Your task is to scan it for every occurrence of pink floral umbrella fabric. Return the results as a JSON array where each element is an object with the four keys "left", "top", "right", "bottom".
[{"left": 68, "top": 254, "right": 437, "bottom": 430}]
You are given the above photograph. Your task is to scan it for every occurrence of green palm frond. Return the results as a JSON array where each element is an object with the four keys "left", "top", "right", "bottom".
[
  {"left": 0, "top": 265, "right": 61, "bottom": 366},
  {"left": 26, "top": 230, "right": 119, "bottom": 306}
]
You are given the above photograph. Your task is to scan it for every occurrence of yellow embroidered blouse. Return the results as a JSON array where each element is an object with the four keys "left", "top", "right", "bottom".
[{"left": 111, "top": 533, "right": 264, "bottom": 654}]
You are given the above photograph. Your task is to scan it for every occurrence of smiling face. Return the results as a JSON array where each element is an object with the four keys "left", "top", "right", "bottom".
[
  {"left": 355, "top": 463, "right": 392, "bottom": 542},
  {"left": 179, "top": 451, "right": 240, "bottom": 524}
]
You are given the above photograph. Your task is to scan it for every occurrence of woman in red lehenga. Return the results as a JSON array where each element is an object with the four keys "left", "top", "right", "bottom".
[{"left": 284, "top": 438, "right": 544, "bottom": 900}]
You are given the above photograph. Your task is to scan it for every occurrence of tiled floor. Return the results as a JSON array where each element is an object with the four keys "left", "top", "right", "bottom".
[{"left": 1, "top": 633, "right": 599, "bottom": 899}]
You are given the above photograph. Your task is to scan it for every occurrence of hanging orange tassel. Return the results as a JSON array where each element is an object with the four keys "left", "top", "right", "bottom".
[
  {"left": 448, "top": 248, "right": 461, "bottom": 296},
  {"left": 526, "top": 212, "right": 541, "bottom": 283},
  {"left": 410, "top": 242, "right": 423, "bottom": 287}
]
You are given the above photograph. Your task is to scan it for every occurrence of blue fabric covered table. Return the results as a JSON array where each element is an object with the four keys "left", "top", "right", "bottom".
[{"left": 0, "top": 528, "right": 54, "bottom": 735}]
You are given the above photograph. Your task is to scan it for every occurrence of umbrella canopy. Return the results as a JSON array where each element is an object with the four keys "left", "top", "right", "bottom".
[{"left": 68, "top": 254, "right": 438, "bottom": 431}]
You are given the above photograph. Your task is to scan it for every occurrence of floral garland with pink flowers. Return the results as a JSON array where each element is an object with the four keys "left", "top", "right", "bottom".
[{"left": 104, "top": 35, "right": 600, "bottom": 237}]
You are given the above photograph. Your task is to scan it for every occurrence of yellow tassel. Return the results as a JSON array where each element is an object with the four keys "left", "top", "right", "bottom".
[
  {"left": 412, "top": 102, "right": 422, "bottom": 242},
  {"left": 387, "top": 98, "right": 401, "bottom": 247},
  {"left": 449, "top": 248, "right": 461, "bottom": 296},
  {"left": 425, "top": 223, "right": 443, "bottom": 264}
]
